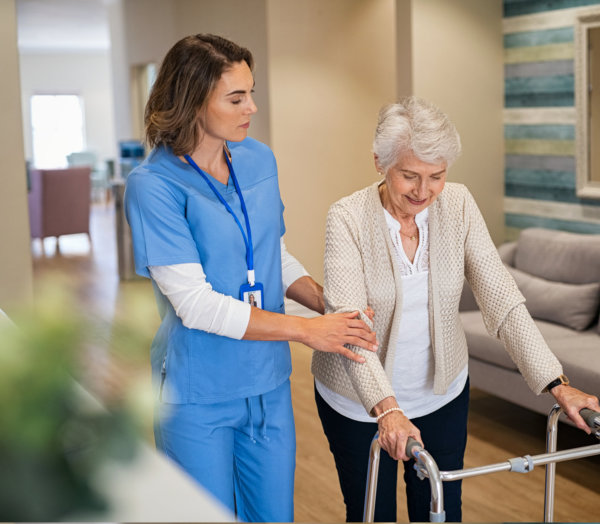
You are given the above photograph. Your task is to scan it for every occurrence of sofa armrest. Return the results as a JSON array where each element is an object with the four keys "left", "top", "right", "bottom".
[{"left": 498, "top": 241, "right": 517, "bottom": 266}]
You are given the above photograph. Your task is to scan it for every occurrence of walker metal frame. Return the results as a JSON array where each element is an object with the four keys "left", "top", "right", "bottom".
[{"left": 363, "top": 407, "right": 600, "bottom": 523}]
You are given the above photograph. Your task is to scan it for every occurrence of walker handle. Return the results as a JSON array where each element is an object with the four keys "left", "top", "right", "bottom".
[
  {"left": 406, "top": 436, "right": 423, "bottom": 459},
  {"left": 580, "top": 408, "right": 600, "bottom": 429}
]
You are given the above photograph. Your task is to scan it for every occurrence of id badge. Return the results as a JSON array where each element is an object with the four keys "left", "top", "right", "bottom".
[{"left": 240, "top": 281, "right": 264, "bottom": 309}]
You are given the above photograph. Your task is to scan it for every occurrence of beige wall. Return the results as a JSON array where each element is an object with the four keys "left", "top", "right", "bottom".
[
  {"left": 590, "top": 27, "right": 600, "bottom": 183},
  {"left": 108, "top": 0, "right": 271, "bottom": 146},
  {"left": 395, "top": 0, "right": 413, "bottom": 99},
  {"left": 412, "top": 0, "right": 505, "bottom": 243},
  {"left": 123, "top": 0, "right": 177, "bottom": 66},
  {"left": 0, "top": 0, "right": 33, "bottom": 312},
  {"left": 267, "top": 0, "right": 396, "bottom": 280},
  {"left": 173, "top": 0, "right": 271, "bottom": 146},
  {"left": 107, "top": 0, "right": 177, "bottom": 142}
]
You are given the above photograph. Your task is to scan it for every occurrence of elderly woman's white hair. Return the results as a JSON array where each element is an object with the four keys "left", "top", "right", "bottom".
[{"left": 372, "top": 96, "right": 462, "bottom": 173}]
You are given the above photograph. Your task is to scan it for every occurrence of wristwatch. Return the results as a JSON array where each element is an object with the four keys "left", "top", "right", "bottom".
[{"left": 544, "top": 374, "right": 569, "bottom": 393}]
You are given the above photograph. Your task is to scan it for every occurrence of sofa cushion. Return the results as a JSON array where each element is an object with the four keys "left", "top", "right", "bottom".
[
  {"left": 534, "top": 321, "right": 600, "bottom": 397},
  {"left": 462, "top": 312, "right": 600, "bottom": 397},
  {"left": 461, "top": 310, "right": 518, "bottom": 371},
  {"left": 506, "top": 266, "right": 600, "bottom": 331},
  {"left": 514, "top": 228, "right": 600, "bottom": 285}
]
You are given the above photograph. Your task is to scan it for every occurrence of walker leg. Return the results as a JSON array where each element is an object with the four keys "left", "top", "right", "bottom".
[
  {"left": 417, "top": 451, "right": 445, "bottom": 522},
  {"left": 544, "top": 404, "right": 562, "bottom": 523},
  {"left": 544, "top": 407, "right": 600, "bottom": 521},
  {"left": 363, "top": 436, "right": 445, "bottom": 522},
  {"left": 363, "top": 436, "right": 381, "bottom": 523}
]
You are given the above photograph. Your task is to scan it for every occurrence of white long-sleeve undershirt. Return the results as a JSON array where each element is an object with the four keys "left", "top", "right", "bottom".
[{"left": 149, "top": 238, "right": 309, "bottom": 340}]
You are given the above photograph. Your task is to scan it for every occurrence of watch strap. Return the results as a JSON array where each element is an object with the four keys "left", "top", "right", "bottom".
[{"left": 545, "top": 374, "right": 569, "bottom": 393}]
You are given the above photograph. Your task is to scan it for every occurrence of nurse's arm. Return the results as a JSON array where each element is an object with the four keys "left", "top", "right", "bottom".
[
  {"left": 150, "top": 263, "right": 250, "bottom": 339},
  {"left": 243, "top": 308, "right": 377, "bottom": 363},
  {"left": 281, "top": 239, "right": 374, "bottom": 320},
  {"left": 150, "top": 263, "right": 376, "bottom": 362},
  {"left": 280, "top": 238, "right": 323, "bottom": 313},
  {"left": 285, "top": 276, "right": 324, "bottom": 314}
]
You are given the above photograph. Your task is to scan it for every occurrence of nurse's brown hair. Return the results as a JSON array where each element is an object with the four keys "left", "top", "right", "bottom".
[{"left": 144, "top": 34, "right": 254, "bottom": 156}]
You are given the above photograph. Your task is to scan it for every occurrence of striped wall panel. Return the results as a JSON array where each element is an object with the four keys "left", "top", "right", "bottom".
[
  {"left": 504, "top": 0, "right": 600, "bottom": 18},
  {"left": 504, "top": 26, "right": 574, "bottom": 47},
  {"left": 504, "top": 42, "right": 574, "bottom": 64},
  {"left": 502, "top": 0, "right": 600, "bottom": 238},
  {"left": 504, "top": 124, "right": 575, "bottom": 139},
  {"left": 505, "top": 75, "right": 574, "bottom": 107}
]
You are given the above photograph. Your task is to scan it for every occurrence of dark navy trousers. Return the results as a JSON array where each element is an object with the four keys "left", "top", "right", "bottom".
[{"left": 316, "top": 379, "right": 470, "bottom": 522}]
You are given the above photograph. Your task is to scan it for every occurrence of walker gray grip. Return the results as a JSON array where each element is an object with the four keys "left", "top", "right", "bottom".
[
  {"left": 406, "top": 437, "right": 423, "bottom": 458},
  {"left": 580, "top": 408, "right": 600, "bottom": 428}
]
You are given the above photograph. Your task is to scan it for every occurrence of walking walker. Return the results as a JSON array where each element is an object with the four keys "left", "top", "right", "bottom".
[{"left": 363, "top": 407, "right": 600, "bottom": 522}]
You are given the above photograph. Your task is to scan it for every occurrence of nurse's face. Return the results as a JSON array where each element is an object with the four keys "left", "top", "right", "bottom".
[{"left": 200, "top": 61, "right": 257, "bottom": 143}]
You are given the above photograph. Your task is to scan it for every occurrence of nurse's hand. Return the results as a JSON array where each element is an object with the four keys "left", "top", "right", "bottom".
[
  {"left": 302, "top": 311, "right": 378, "bottom": 362},
  {"left": 243, "top": 308, "right": 376, "bottom": 362}
]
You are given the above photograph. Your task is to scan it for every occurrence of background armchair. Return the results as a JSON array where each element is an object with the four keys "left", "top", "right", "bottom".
[
  {"left": 67, "top": 151, "right": 111, "bottom": 203},
  {"left": 28, "top": 167, "right": 91, "bottom": 245}
]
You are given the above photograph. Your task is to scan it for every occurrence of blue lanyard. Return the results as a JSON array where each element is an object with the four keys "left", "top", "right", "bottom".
[{"left": 184, "top": 150, "right": 256, "bottom": 285}]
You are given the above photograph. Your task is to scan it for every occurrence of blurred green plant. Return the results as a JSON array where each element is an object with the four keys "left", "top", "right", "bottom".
[{"left": 0, "top": 281, "right": 148, "bottom": 521}]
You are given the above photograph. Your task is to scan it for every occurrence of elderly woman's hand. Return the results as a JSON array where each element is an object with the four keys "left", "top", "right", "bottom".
[
  {"left": 550, "top": 385, "right": 600, "bottom": 434},
  {"left": 373, "top": 397, "right": 422, "bottom": 461}
]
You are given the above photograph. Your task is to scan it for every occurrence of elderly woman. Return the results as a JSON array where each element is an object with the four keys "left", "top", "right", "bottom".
[{"left": 311, "top": 96, "right": 600, "bottom": 522}]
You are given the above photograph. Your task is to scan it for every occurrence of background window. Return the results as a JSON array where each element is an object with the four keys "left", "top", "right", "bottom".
[{"left": 30, "top": 94, "right": 85, "bottom": 168}]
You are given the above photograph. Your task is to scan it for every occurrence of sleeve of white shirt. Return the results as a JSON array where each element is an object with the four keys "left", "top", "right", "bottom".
[
  {"left": 149, "top": 263, "right": 251, "bottom": 340},
  {"left": 149, "top": 239, "right": 307, "bottom": 339},
  {"left": 280, "top": 237, "right": 310, "bottom": 293}
]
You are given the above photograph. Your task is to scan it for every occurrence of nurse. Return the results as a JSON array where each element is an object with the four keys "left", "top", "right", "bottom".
[{"left": 124, "top": 34, "right": 377, "bottom": 522}]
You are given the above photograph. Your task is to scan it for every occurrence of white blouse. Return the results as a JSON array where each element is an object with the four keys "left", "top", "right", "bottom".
[{"left": 316, "top": 208, "right": 467, "bottom": 421}]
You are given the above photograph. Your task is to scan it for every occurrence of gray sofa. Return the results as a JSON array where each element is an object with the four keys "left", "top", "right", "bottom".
[{"left": 460, "top": 228, "right": 600, "bottom": 419}]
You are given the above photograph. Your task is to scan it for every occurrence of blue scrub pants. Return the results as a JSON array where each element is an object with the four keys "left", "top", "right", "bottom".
[
  {"left": 155, "top": 379, "right": 296, "bottom": 522},
  {"left": 316, "top": 379, "right": 469, "bottom": 522}
]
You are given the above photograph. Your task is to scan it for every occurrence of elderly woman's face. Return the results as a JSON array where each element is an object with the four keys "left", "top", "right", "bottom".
[{"left": 381, "top": 152, "right": 447, "bottom": 216}]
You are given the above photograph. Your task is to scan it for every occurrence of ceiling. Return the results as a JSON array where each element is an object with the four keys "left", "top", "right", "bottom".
[{"left": 16, "top": 0, "right": 110, "bottom": 53}]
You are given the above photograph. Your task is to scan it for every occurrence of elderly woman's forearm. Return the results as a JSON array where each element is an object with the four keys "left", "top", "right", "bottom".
[{"left": 497, "top": 303, "right": 563, "bottom": 394}]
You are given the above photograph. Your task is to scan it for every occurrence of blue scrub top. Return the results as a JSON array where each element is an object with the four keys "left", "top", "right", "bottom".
[{"left": 124, "top": 138, "right": 292, "bottom": 404}]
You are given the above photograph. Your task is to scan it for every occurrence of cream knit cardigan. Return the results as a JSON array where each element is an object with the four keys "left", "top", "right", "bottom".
[{"left": 311, "top": 182, "right": 563, "bottom": 415}]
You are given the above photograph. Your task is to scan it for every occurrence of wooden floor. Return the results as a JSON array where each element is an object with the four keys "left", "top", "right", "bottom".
[{"left": 32, "top": 204, "right": 600, "bottom": 523}]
